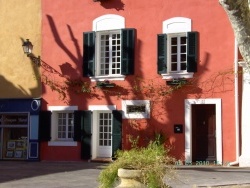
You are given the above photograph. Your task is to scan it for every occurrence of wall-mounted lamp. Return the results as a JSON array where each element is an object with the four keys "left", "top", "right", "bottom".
[{"left": 22, "top": 39, "right": 41, "bottom": 66}]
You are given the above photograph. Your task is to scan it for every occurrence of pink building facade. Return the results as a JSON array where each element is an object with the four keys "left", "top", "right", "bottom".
[{"left": 39, "top": 0, "right": 238, "bottom": 164}]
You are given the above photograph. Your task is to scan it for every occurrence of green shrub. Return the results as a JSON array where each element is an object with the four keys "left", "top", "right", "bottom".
[{"left": 98, "top": 139, "right": 175, "bottom": 188}]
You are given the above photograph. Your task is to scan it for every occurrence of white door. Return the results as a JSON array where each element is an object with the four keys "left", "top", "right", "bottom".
[{"left": 97, "top": 112, "right": 112, "bottom": 157}]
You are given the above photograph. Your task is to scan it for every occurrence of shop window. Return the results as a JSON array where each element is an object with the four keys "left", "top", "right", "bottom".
[{"left": 0, "top": 113, "right": 28, "bottom": 160}]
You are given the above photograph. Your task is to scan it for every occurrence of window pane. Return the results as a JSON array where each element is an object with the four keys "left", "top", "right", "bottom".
[
  {"left": 104, "top": 120, "right": 108, "bottom": 125},
  {"left": 181, "top": 37, "right": 187, "bottom": 44},
  {"left": 171, "top": 63, "right": 177, "bottom": 71},
  {"left": 171, "top": 37, "right": 177, "bottom": 45},
  {"left": 104, "top": 140, "right": 107, "bottom": 146},
  {"left": 171, "top": 55, "right": 177, "bottom": 62},
  {"left": 171, "top": 46, "right": 177, "bottom": 53},
  {"left": 181, "top": 63, "right": 186, "bottom": 70},
  {"left": 181, "top": 54, "right": 186, "bottom": 61},
  {"left": 181, "top": 45, "right": 186, "bottom": 53}
]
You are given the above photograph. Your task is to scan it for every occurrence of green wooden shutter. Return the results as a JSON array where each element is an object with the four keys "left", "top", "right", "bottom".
[
  {"left": 81, "top": 110, "right": 92, "bottom": 160},
  {"left": 121, "top": 29, "right": 135, "bottom": 75},
  {"left": 157, "top": 34, "right": 167, "bottom": 74},
  {"left": 83, "top": 32, "right": 95, "bottom": 77},
  {"left": 112, "top": 110, "right": 122, "bottom": 158},
  {"left": 39, "top": 111, "right": 51, "bottom": 141},
  {"left": 187, "top": 32, "right": 198, "bottom": 72},
  {"left": 73, "top": 111, "right": 82, "bottom": 141}
]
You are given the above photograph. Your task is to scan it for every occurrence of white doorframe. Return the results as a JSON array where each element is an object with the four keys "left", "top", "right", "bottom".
[
  {"left": 88, "top": 105, "right": 116, "bottom": 159},
  {"left": 185, "top": 99, "right": 222, "bottom": 164}
]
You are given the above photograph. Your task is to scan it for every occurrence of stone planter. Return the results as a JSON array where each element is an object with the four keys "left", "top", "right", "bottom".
[{"left": 115, "top": 168, "right": 146, "bottom": 188}]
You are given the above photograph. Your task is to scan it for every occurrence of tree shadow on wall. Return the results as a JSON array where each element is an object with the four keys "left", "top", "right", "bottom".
[
  {"left": 96, "top": 0, "right": 125, "bottom": 10},
  {"left": 0, "top": 75, "right": 31, "bottom": 98}
]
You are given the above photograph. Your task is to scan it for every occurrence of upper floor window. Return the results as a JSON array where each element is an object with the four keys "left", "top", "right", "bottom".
[
  {"left": 83, "top": 14, "right": 135, "bottom": 81},
  {"left": 158, "top": 17, "right": 198, "bottom": 79},
  {"left": 168, "top": 33, "right": 187, "bottom": 73},
  {"left": 96, "top": 30, "right": 121, "bottom": 76}
]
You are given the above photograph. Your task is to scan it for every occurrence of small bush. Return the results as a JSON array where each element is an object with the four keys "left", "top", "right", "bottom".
[{"left": 98, "top": 139, "right": 175, "bottom": 188}]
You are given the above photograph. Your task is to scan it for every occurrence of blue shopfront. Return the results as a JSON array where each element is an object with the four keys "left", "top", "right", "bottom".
[{"left": 0, "top": 99, "right": 40, "bottom": 160}]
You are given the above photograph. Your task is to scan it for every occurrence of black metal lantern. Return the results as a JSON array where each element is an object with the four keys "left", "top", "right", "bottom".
[
  {"left": 22, "top": 39, "right": 33, "bottom": 55},
  {"left": 22, "top": 39, "right": 40, "bottom": 66}
]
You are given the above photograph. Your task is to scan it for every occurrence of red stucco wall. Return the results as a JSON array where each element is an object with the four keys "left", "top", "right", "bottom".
[{"left": 41, "top": 0, "right": 236, "bottom": 162}]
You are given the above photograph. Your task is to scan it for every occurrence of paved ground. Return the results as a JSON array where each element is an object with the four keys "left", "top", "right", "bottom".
[
  {"left": 168, "top": 166, "right": 250, "bottom": 188},
  {"left": 0, "top": 161, "right": 250, "bottom": 188}
]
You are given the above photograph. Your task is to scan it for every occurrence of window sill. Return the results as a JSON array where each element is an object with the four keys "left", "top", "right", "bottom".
[
  {"left": 90, "top": 75, "right": 125, "bottom": 82},
  {"left": 161, "top": 72, "right": 194, "bottom": 80},
  {"left": 48, "top": 141, "right": 78, "bottom": 147},
  {"left": 123, "top": 113, "right": 150, "bottom": 119}
]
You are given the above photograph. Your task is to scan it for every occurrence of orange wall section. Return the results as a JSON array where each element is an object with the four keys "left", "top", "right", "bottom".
[
  {"left": 0, "top": 0, "right": 42, "bottom": 98},
  {"left": 41, "top": 0, "right": 236, "bottom": 162}
]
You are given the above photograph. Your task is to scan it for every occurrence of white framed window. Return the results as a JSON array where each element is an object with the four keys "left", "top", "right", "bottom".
[
  {"left": 48, "top": 106, "right": 77, "bottom": 146},
  {"left": 168, "top": 33, "right": 187, "bottom": 73},
  {"left": 96, "top": 30, "right": 122, "bottom": 76},
  {"left": 158, "top": 17, "right": 198, "bottom": 80},
  {"left": 83, "top": 14, "right": 135, "bottom": 81},
  {"left": 122, "top": 100, "right": 150, "bottom": 119},
  {"left": 57, "top": 112, "right": 74, "bottom": 140}
]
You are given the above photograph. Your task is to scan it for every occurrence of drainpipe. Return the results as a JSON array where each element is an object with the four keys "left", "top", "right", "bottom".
[{"left": 229, "top": 39, "right": 239, "bottom": 166}]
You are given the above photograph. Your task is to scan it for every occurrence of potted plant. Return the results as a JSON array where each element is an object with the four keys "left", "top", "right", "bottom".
[
  {"left": 98, "top": 134, "right": 176, "bottom": 188},
  {"left": 96, "top": 80, "right": 116, "bottom": 88}
]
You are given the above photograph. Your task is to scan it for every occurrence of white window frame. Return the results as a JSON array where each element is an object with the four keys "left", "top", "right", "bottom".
[
  {"left": 95, "top": 30, "right": 122, "bottom": 77},
  {"left": 97, "top": 111, "right": 112, "bottom": 147},
  {"left": 48, "top": 106, "right": 78, "bottom": 147},
  {"left": 57, "top": 112, "right": 74, "bottom": 140},
  {"left": 122, "top": 100, "right": 150, "bottom": 119},
  {"left": 161, "top": 17, "right": 194, "bottom": 80},
  {"left": 167, "top": 32, "right": 187, "bottom": 74},
  {"left": 90, "top": 14, "right": 125, "bottom": 82}
]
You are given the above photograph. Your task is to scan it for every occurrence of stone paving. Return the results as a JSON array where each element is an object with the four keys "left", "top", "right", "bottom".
[{"left": 0, "top": 161, "right": 250, "bottom": 188}]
